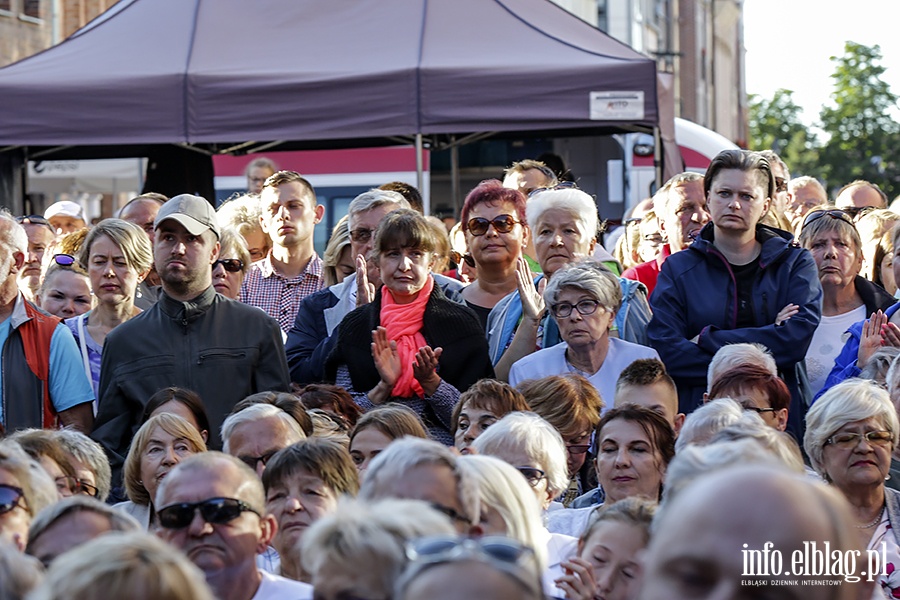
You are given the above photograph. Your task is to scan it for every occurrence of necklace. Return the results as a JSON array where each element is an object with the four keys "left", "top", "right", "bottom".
[{"left": 856, "top": 506, "right": 885, "bottom": 529}]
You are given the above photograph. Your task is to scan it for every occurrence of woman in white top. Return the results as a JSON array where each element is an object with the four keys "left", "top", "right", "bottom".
[{"left": 797, "top": 209, "right": 894, "bottom": 394}]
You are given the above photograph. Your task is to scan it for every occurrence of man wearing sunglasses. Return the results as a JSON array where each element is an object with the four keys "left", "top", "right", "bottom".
[
  {"left": 835, "top": 179, "right": 888, "bottom": 219},
  {"left": 0, "top": 214, "right": 94, "bottom": 434},
  {"left": 156, "top": 452, "right": 312, "bottom": 600}
]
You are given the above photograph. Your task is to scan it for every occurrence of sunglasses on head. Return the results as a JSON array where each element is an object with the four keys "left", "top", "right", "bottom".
[
  {"left": 841, "top": 205, "right": 877, "bottom": 220},
  {"left": 52, "top": 254, "right": 76, "bottom": 266},
  {"left": 15, "top": 215, "right": 55, "bottom": 232},
  {"left": 157, "top": 497, "right": 260, "bottom": 529},
  {"left": 801, "top": 209, "right": 855, "bottom": 231},
  {"left": 527, "top": 181, "right": 579, "bottom": 197},
  {"left": 466, "top": 214, "right": 520, "bottom": 237},
  {"left": 0, "top": 484, "right": 27, "bottom": 516},
  {"left": 407, "top": 535, "right": 536, "bottom": 569},
  {"left": 212, "top": 258, "right": 244, "bottom": 273}
]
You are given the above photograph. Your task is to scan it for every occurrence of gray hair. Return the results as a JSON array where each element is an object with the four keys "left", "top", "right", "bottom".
[
  {"left": 471, "top": 411, "right": 569, "bottom": 498},
  {"left": 0, "top": 542, "right": 43, "bottom": 599},
  {"left": 77, "top": 218, "right": 153, "bottom": 274},
  {"left": 789, "top": 176, "right": 827, "bottom": 198},
  {"left": 674, "top": 398, "right": 745, "bottom": 453},
  {"left": 53, "top": 429, "right": 112, "bottom": 502},
  {"left": 27, "top": 495, "right": 140, "bottom": 553},
  {"left": 655, "top": 172, "right": 704, "bottom": 216},
  {"left": 360, "top": 438, "right": 479, "bottom": 526},
  {"left": 708, "top": 420, "right": 805, "bottom": 472},
  {"left": 525, "top": 188, "right": 598, "bottom": 241},
  {"left": 861, "top": 346, "right": 900, "bottom": 387},
  {"left": 348, "top": 189, "right": 409, "bottom": 219},
  {"left": 221, "top": 403, "right": 306, "bottom": 454},
  {"left": 156, "top": 452, "right": 266, "bottom": 514},
  {"left": 301, "top": 498, "right": 455, "bottom": 597},
  {"left": 456, "top": 455, "right": 547, "bottom": 570},
  {"left": 707, "top": 343, "right": 777, "bottom": 392},
  {"left": 0, "top": 210, "right": 28, "bottom": 255},
  {"left": 543, "top": 258, "right": 622, "bottom": 315},
  {"left": 804, "top": 379, "right": 900, "bottom": 480}
]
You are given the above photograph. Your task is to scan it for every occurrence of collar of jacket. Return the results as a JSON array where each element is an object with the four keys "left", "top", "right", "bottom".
[
  {"left": 692, "top": 222, "right": 797, "bottom": 268},
  {"left": 158, "top": 286, "right": 217, "bottom": 321}
]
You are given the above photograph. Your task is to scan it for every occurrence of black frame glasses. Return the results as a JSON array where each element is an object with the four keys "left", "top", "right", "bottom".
[
  {"left": 550, "top": 299, "right": 601, "bottom": 319},
  {"left": 212, "top": 258, "right": 244, "bottom": 273},
  {"left": 449, "top": 251, "right": 475, "bottom": 269},
  {"left": 528, "top": 181, "right": 579, "bottom": 197},
  {"left": 0, "top": 484, "right": 27, "bottom": 516},
  {"left": 157, "top": 497, "right": 261, "bottom": 530},
  {"left": 565, "top": 444, "right": 591, "bottom": 455},
  {"left": 237, "top": 450, "right": 277, "bottom": 471},
  {"left": 466, "top": 215, "right": 521, "bottom": 237},
  {"left": 15, "top": 215, "right": 54, "bottom": 232},
  {"left": 349, "top": 228, "right": 374, "bottom": 243},
  {"left": 801, "top": 209, "right": 854, "bottom": 231},
  {"left": 516, "top": 466, "right": 547, "bottom": 488}
]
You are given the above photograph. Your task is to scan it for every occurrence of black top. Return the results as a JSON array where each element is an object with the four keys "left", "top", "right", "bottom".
[
  {"left": 465, "top": 301, "right": 492, "bottom": 333},
  {"left": 731, "top": 257, "right": 760, "bottom": 329}
]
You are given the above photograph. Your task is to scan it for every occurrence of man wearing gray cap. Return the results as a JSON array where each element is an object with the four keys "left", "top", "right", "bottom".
[{"left": 92, "top": 195, "right": 290, "bottom": 480}]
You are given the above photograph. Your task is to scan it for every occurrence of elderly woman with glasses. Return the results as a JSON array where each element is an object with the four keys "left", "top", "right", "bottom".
[
  {"left": 65, "top": 219, "right": 152, "bottom": 405},
  {"left": 804, "top": 378, "right": 900, "bottom": 595},
  {"left": 508, "top": 259, "right": 658, "bottom": 406},
  {"left": 458, "top": 180, "right": 530, "bottom": 332},
  {"left": 211, "top": 227, "right": 251, "bottom": 301},
  {"left": 488, "top": 185, "right": 652, "bottom": 380},
  {"left": 797, "top": 209, "right": 895, "bottom": 396}
]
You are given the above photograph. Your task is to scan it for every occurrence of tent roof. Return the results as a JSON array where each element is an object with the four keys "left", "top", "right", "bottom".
[{"left": 0, "top": 0, "right": 658, "bottom": 151}]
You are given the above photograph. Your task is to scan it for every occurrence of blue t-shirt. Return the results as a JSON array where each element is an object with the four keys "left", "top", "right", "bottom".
[{"left": 0, "top": 316, "right": 95, "bottom": 425}]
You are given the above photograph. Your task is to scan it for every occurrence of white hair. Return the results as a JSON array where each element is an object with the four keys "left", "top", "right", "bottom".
[
  {"left": 470, "top": 412, "right": 569, "bottom": 498},
  {"left": 359, "top": 437, "right": 479, "bottom": 526},
  {"left": 674, "top": 398, "right": 745, "bottom": 453},
  {"left": 0, "top": 211, "right": 28, "bottom": 255},
  {"left": 348, "top": 189, "right": 409, "bottom": 218},
  {"left": 53, "top": 429, "right": 112, "bottom": 502},
  {"left": 221, "top": 403, "right": 305, "bottom": 454},
  {"left": 804, "top": 379, "right": 900, "bottom": 480},
  {"left": 707, "top": 343, "right": 777, "bottom": 392},
  {"left": 525, "top": 188, "right": 598, "bottom": 242},
  {"left": 456, "top": 455, "right": 547, "bottom": 570}
]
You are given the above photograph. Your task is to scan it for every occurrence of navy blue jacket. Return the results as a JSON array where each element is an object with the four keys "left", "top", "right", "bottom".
[{"left": 648, "top": 223, "right": 823, "bottom": 438}]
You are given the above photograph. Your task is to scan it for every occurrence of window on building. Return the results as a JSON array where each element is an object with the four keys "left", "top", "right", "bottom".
[
  {"left": 0, "top": 0, "right": 12, "bottom": 13},
  {"left": 23, "top": 0, "right": 40, "bottom": 19}
]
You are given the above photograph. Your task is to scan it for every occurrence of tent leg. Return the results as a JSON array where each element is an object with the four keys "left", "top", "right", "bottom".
[
  {"left": 415, "top": 133, "right": 426, "bottom": 213},
  {"left": 450, "top": 136, "right": 459, "bottom": 219},
  {"left": 653, "top": 126, "right": 663, "bottom": 192}
]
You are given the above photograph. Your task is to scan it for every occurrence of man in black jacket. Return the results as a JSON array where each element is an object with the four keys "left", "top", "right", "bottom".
[{"left": 92, "top": 195, "right": 290, "bottom": 476}]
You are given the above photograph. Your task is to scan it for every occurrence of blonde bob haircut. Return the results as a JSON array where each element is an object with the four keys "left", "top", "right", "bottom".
[
  {"left": 77, "top": 218, "right": 153, "bottom": 275},
  {"left": 124, "top": 413, "right": 208, "bottom": 506},
  {"left": 804, "top": 379, "right": 900, "bottom": 481},
  {"left": 28, "top": 532, "right": 215, "bottom": 600}
]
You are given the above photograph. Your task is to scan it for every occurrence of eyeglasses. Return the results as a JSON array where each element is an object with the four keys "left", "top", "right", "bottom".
[
  {"left": 428, "top": 502, "right": 471, "bottom": 526},
  {"left": 825, "top": 430, "right": 893, "bottom": 449},
  {"left": 237, "top": 450, "right": 278, "bottom": 471},
  {"left": 550, "top": 299, "right": 601, "bottom": 319},
  {"left": 466, "top": 215, "right": 520, "bottom": 237},
  {"left": 54, "top": 476, "right": 99, "bottom": 497},
  {"left": 407, "top": 535, "right": 536, "bottom": 568},
  {"left": 565, "top": 444, "right": 591, "bottom": 455},
  {"left": 842, "top": 206, "right": 877, "bottom": 220},
  {"left": 349, "top": 228, "right": 374, "bottom": 243},
  {"left": 774, "top": 177, "right": 788, "bottom": 193},
  {"left": 743, "top": 406, "right": 777, "bottom": 415},
  {"left": 52, "top": 254, "right": 76, "bottom": 266},
  {"left": 449, "top": 251, "right": 475, "bottom": 269},
  {"left": 516, "top": 467, "right": 547, "bottom": 488},
  {"left": 15, "top": 215, "right": 54, "bottom": 232},
  {"left": 801, "top": 209, "right": 854, "bottom": 231},
  {"left": 0, "top": 484, "right": 27, "bottom": 516},
  {"left": 212, "top": 258, "right": 244, "bottom": 273},
  {"left": 528, "top": 181, "right": 579, "bottom": 197},
  {"left": 157, "top": 497, "right": 261, "bottom": 529}
]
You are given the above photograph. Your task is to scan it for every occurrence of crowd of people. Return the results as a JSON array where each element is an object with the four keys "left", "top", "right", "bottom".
[{"left": 1, "top": 149, "right": 900, "bottom": 599}]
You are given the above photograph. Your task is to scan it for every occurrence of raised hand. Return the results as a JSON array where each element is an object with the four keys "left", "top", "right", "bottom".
[
  {"left": 371, "top": 326, "right": 401, "bottom": 388},
  {"left": 858, "top": 310, "right": 887, "bottom": 366},
  {"left": 555, "top": 557, "right": 598, "bottom": 600},
  {"left": 356, "top": 254, "right": 376, "bottom": 307},
  {"left": 515, "top": 257, "right": 545, "bottom": 322},
  {"left": 413, "top": 345, "right": 443, "bottom": 396},
  {"left": 774, "top": 303, "right": 799, "bottom": 326}
]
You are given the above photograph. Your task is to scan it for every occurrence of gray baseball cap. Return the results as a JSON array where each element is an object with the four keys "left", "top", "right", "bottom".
[{"left": 154, "top": 194, "right": 220, "bottom": 239}]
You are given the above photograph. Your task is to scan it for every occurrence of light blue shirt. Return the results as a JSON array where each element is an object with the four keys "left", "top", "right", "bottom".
[{"left": 0, "top": 314, "right": 94, "bottom": 424}]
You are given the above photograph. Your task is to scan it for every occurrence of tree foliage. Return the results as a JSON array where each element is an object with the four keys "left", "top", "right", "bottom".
[
  {"left": 819, "top": 42, "right": 900, "bottom": 199},
  {"left": 748, "top": 89, "right": 821, "bottom": 179}
]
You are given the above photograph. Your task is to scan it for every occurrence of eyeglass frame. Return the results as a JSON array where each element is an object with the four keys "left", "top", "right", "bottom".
[
  {"left": 157, "top": 497, "right": 261, "bottom": 530},
  {"left": 824, "top": 430, "right": 894, "bottom": 449},
  {"left": 237, "top": 450, "right": 278, "bottom": 471},
  {"left": 527, "top": 181, "right": 579, "bottom": 198},
  {"left": 15, "top": 215, "right": 55, "bottom": 232},
  {"left": 466, "top": 214, "right": 522, "bottom": 237},
  {"left": 52, "top": 253, "right": 77, "bottom": 267},
  {"left": 516, "top": 466, "right": 547, "bottom": 488},
  {"left": 349, "top": 228, "right": 375, "bottom": 243},
  {"left": 801, "top": 209, "right": 855, "bottom": 231},
  {"left": 0, "top": 484, "right": 28, "bottom": 515},
  {"left": 212, "top": 258, "right": 244, "bottom": 273},
  {"left": 549, "top": 299, "right": 602, "bottom": 319}
]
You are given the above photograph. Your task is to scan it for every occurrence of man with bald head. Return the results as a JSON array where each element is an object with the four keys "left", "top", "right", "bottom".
[
  {"left": 639, "top": 465, "right": 874, "bottom": 600},
  {"left": 155, "top": 452, "right": 312, "bottom": 600},
  {"left": 836, "top": 180, "right": 888, "bottom": 220}
]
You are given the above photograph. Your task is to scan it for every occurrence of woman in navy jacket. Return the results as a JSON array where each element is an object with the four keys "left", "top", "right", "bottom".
[{"left": 647, "top": 150, "right": 822, "bottom": 439}]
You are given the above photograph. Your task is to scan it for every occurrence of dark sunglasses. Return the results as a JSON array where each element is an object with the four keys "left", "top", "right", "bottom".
[
  {"left": 566, "top": 443, "right": 591, "bottom": 455},
  {"left": 449, "top": 251, "right": 475, "bottom": 269},
  {"left": 774, "top": 177, "right": 788, "bottom": 193},
  {"left": 466, "top": 214, "right": 520, "bottom": 237},
  {"left": 349, "top": 228, "right": 374, "bottom": 243},
  {"left": 237, "top": 450, "right": 277, "bottom": 471},
  {"left": 801, "top": 209, "right": 855, "bottom": 231},
  {"left": 15, "top": 215, "right": 54, "bottom": 232},
  {"left": 157, "top": 497, "right": 260, "bottom": 530},
  {"left": 528, "top": 181, "right": 579, "bottom": 197},
  {"left": 516, "top": 466, "right": 547, "bottom": 488},
  {"left": 52, "top": 254, "right": 76, "bottom": 266},
  {"left": 212, "top": 258, "right": 244, "bottom": 273},
  {"left": 841, "top": 205, "right": 877, "bottom": 220},
  {"left": 0, "top": 484, "right": 27, "bottom": 515}
]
